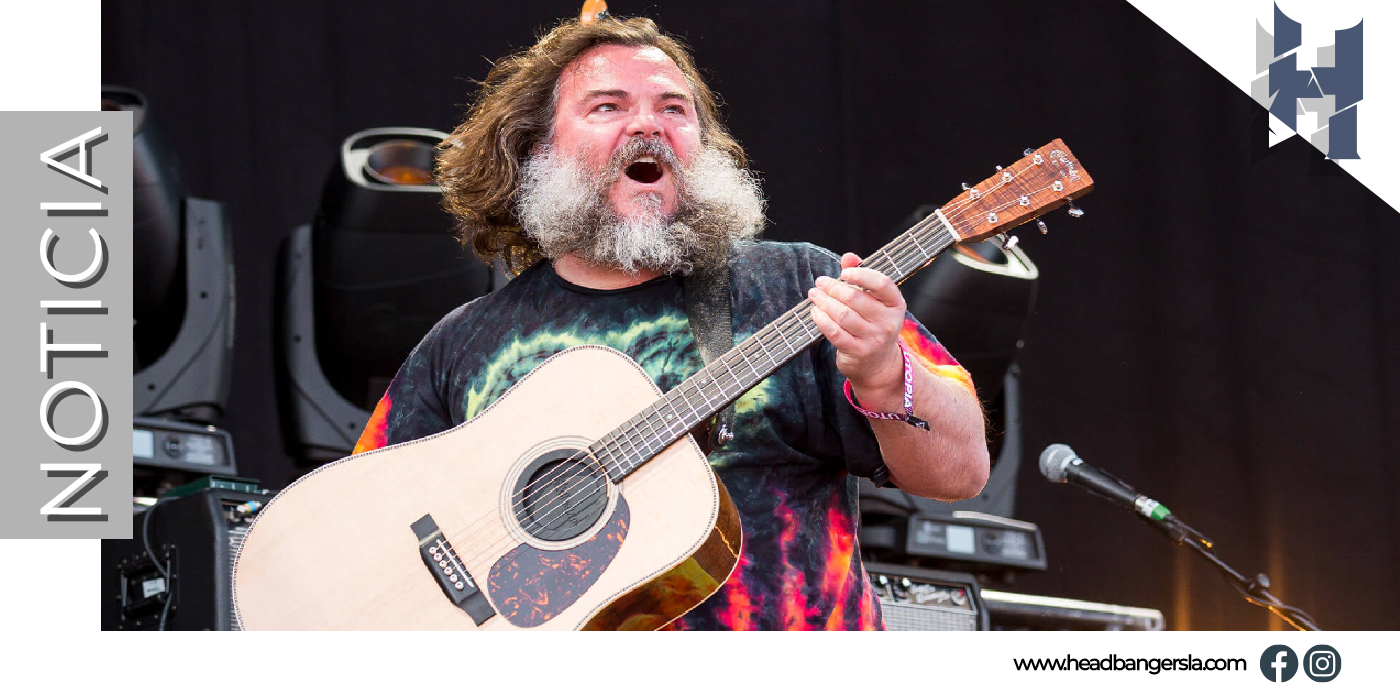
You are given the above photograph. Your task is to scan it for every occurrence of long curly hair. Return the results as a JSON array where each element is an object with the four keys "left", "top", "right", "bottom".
[{"left": 435, "top": 16, "right": 748, "bottom": 274}]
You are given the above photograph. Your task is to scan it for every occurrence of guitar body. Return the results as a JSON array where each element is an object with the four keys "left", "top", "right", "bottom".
[{"left": 234, "top": 345, "right": 742, "bottom": 630}]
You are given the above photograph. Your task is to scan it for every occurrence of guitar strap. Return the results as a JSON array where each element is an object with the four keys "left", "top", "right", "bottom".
[{"left": 683, "top": 260, "right": 738, "bottom": 453}]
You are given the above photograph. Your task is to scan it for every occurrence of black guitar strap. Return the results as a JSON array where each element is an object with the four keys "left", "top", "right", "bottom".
[{"left": 683, "top": 260, "right": 738, "bottom": 452}]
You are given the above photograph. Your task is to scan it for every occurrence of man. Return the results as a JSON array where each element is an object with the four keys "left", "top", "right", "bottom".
[{"left": 353, "top": 16, "right": 989, "bottom": 630}]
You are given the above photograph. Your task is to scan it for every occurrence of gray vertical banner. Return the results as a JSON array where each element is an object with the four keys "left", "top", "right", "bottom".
[{"left": 0, "top": 112, "right": 133, "bottom": 539}]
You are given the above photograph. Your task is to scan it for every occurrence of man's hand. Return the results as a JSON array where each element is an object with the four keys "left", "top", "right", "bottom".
[
  {"left": 809, "top": 252, "right": 990, "bottom": 499},
  {"left": 807, "top": 252, "right": 905, "bottom": 401}
]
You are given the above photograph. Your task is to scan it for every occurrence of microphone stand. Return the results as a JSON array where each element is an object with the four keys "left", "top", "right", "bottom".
[{"left": 1149, "top": 515, "right": 1321, "bottom": 631}]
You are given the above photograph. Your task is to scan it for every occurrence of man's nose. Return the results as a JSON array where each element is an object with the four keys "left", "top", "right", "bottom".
[{"left": 626, "top": 110, "right": 663, "bottom": 139}]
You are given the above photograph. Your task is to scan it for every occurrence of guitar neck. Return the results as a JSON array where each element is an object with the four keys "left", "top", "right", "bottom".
[{"left": 595, "top": 209, "right": 960, "bottom": 482}]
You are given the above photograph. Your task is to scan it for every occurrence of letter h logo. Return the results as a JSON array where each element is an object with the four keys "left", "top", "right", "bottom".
[{"left": 1252, "top": 2, "right": 1363, "bottom": 159}]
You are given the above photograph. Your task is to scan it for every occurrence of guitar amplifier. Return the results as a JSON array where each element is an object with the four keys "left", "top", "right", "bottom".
[
  {"left": 101, "top": 480, "right": 277, "bottom": 630},
  {"left": 866, "top": 563, "right": 988, "bottom": 631}
]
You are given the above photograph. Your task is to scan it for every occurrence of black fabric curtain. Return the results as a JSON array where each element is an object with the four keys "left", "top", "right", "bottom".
[{"left": 104, "top": 0, "right": 1399, "bottom": 630}]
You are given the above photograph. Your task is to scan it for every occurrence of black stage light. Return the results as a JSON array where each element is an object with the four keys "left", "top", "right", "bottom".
[
  {"left": 106, "top": 86, "right": 238, "bottom": 491},
  {"left": 278, "top": 128, "right": 494, "bottom": 465},
  {"left": 860, "top": 204, "right": 1040, "bottom": 572},
  {"left": 105, "top": 87, "right": 184, "bottom": 367},
  {"left": 110, "top": 87, "right": 235, "bottom": 420}
]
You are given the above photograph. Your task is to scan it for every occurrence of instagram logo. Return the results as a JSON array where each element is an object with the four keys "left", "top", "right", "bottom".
[{"left": 1304, "top": 644, "right": 1342, "bottom": 682}]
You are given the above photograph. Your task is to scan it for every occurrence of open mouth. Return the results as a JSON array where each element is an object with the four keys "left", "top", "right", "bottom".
[{"left": 624, "top": 157, "right": 664, "bottom": 184}]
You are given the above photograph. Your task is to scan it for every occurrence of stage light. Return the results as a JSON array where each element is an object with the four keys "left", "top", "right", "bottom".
[
  {"left": 364, "top": 140, "right": 435, "bottom": 185},
  {"left": 106, "top": 85, "right": 239, "bottom": 490},
  {"left": 105, "top": 87, "right": 187, "bottom": 372},
  {"left": 278, "top": 128, "right": 494, "bottom": 465}
]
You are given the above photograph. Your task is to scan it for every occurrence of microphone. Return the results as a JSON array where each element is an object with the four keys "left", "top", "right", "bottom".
[
  {"left": 1038, "top": 443, "right": 1171, "bottom": 522},
  {"left": 1039, "top": 443, "right": 1318, "bottom": 630}
]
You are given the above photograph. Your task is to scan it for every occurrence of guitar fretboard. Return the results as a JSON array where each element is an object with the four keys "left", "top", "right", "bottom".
[{"left": 593, "top": 210, "right": 959, "bottom": 482}]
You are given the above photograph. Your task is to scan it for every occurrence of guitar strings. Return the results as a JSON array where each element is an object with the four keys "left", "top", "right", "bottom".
[
  {"left": 945, "top": 180, "right": 1068, "bottom": 234},
  {"left": 426, "top": 223, "right": 950, "bottom": 577},
  {"left": 387, "top": 161, "right": 1051, "bottom": 578},
  {"left": 444, "top": 200, "right": 993, "bottom": 568},
  {"left": 454, "top": 162, "right": 1073, "bottom": 564},
  {"left": 941, "top": 161, "right": 1073, "bottom": 233},
  {"left": 451, "top": 212, "right": 953, "bottom": 549},
  {"left": 440, "top": 165, "right": 1046, "bottom": 570},
  {"left": 489, "top": 159, "right": 1044, "bottom": 511},
  {"left": 509, "top": 215, "right": 950, "bottom": 505},
  {"left": 445, "top": 220, "right": 959, "bottom": 572}
]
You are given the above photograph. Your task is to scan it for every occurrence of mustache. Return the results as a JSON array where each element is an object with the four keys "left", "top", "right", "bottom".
[{"left": 600, "top": 136, "right": 683, "bottom": 182}]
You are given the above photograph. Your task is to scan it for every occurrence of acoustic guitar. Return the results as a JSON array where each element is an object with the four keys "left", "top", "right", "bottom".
[{"left": 233, "top": 139, "right": 1093, "bottom": 630}]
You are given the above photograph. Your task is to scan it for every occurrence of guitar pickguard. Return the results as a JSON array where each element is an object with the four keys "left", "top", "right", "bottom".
[{"left": 487, "top": 496, "right": 631, "bottom": 627}]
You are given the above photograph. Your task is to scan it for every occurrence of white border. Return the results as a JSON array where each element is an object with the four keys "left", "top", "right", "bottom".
[
  {"left": 0, "top": 2, "right": 97, "bottom": 111},
  {"left": 3, "top": 3, "right": 1396, "bottom": 697},
  {"left": 1, "top": 0, "right": 100, "bottom": 637}
]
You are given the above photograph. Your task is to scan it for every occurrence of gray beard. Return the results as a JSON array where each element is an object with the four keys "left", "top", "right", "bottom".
[{"left": 514, "top": 138, "right": 766, "bottom": 275}]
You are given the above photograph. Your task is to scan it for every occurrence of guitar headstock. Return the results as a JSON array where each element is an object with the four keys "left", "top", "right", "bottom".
[{"left": 938, "top": 138, "right": 1093, "bottom": 244}]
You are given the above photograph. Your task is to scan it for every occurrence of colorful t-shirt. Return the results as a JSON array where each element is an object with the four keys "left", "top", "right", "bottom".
[{"left": 353, "top": 241, "right": 974, "bottom": 630}]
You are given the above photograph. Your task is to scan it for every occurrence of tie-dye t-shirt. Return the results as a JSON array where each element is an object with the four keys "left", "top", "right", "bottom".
[{"left": 353, "top": 240, "right": 974, "bottom": 630}]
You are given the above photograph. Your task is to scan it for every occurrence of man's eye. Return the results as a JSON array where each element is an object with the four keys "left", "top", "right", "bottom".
[
  {"left": 593, "top": 103, "right": 618, "bottom": 113},
  {"left": 663, "top": 104, "right": 686, "bottom": 114}
]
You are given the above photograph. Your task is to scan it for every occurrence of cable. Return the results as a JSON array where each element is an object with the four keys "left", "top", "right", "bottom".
[{"left": 141, "top": 498, "right": 174, "bottom": 631}]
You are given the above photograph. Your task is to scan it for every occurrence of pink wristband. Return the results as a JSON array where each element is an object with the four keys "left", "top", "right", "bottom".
[{"left": 843, "top": 341, "right": 930, "bottom": 430}]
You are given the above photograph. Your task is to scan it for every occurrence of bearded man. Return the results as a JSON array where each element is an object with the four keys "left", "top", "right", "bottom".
[{"left": 352, "top": 16, "right": 989, "bottom": 630}]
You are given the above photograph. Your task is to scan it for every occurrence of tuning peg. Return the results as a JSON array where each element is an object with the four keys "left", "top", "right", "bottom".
[
  {"left": 995, "top": 165, "right": 1003, "bottom": 171},
  {"left": 961, "top": 182, "right": 971, "bottom": 190},
  {"left": 1036, "top": 219, "right": 1048, "bottom": 234},
  {"left": 1066, "top": 197, "right": 1084, "bottom": 218},
  {"left": 998, "top": 234, "right": 1019, "bottom": 252},
  {"left": 1023, "top": 148, "right": 1034, "bottom": 156}
]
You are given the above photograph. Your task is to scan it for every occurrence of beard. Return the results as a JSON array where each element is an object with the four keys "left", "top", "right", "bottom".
[{"left": 514, "top": 137, "right": 766, "bottom": 275}]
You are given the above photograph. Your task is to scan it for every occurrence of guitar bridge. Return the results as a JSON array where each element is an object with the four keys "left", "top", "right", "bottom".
[{"left": 411, "top": 514, "right": 495, "bottom": 625}]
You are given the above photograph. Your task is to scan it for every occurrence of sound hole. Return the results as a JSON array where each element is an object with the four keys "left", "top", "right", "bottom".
[{"left": 512, "top": 449, "right": 610, "bottom": 542}]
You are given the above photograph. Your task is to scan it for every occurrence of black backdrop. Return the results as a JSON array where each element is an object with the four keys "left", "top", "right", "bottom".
[{"left": 103, "top": 1, "right": 1399, "bottom": 630}]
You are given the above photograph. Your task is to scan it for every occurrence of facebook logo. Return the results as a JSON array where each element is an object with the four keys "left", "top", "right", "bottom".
[
  {"left": 1260, "top": 644, "right": 1299, "bottom": 682},
  {"left": 1252, "top": 2, "right": 1363, "bottom": 159}
]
